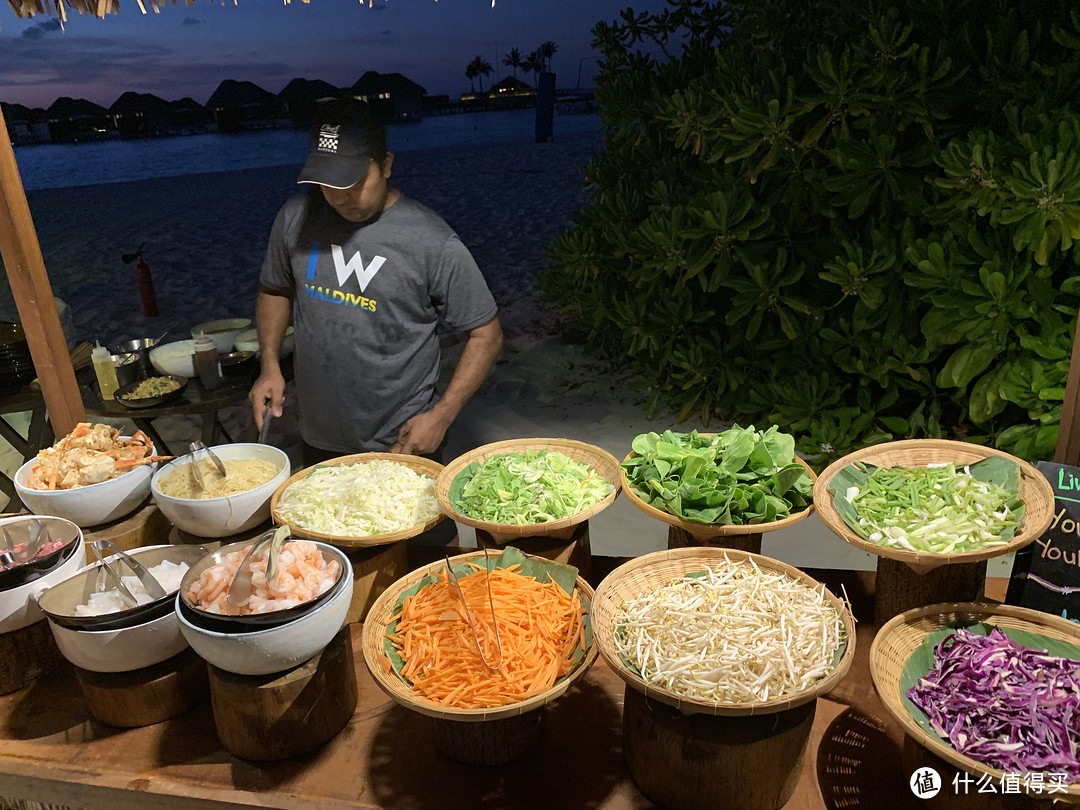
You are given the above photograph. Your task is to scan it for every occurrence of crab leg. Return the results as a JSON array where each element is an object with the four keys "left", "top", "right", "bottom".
[{"left": 114, "top": 455, "right": 175, "bottom": 469}]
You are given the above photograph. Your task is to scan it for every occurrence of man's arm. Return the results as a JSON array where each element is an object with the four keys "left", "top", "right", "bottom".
[
  {"left": 391, "top": 316, "right": 503, "bottom": 455},
  {"left": 248, "top": 289, "right": 293, "bottom": 430}
]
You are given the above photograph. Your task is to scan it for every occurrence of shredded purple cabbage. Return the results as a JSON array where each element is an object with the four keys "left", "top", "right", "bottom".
[{"left": 907, "top": 627, "right": 1080, "bottom": 781}]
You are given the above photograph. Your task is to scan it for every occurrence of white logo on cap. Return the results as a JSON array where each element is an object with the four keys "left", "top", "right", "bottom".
[{"left": 318, "top": 124, "right": 341, "bottom": 154}]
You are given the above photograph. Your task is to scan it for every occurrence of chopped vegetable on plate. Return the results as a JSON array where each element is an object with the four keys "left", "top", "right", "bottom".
[
  {"left": 621, "top": 426, "right": 813, "bottom": 525},
  {"left": 613, "top": 558, "right": 845, "bottom": 703},
  {"left": 451, "top": 449, "right": 613, "bottom": 525},
  {"left": 276, "top": 460, "right": 440, "bottom": 536},
  {"left": 905, "top": 625, "right": 1080, "bottom": 781},
  {"left": 826, "top": 458, "right": 1023, "bottom": 554}
]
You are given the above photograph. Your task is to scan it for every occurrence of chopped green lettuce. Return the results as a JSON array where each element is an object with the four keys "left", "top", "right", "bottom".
[{"left": 452, "top": 450, "right": 613, "bottom": 525}]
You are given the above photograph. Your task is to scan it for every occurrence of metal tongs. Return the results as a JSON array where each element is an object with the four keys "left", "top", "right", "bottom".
[
  {"left": 188, "top": 440, "right": 228, "bottom": 490},
  {"left": 1, "top": 518, "right": 48, "bottom": 569},
  {"left": 90, "top": 538, "right": 167, "bottom": 609},
  {"left": 227, "top": 525, "right": 291, "bottom": 608},
  {"left": 444, "top": 548, "right": 503, "bottom": 670},
  {"left": 0, "top": 525, "right": 16, "bottom": 568}
]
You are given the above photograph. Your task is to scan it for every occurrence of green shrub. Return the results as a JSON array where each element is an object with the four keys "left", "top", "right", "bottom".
[{"left": 539, "top": 0, "right": 1080, "bottom": 467}]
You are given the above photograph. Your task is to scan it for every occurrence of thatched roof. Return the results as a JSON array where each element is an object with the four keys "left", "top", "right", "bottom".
[
  {"left": 350, "top": 71, "right": 426, "bottom": 98},
  {"left": 205, "top": 79, "right": 276, "bottom": 110},
  {"left": 0, "top": 101, "right": 45, "bottom": 123},
  {"left": 8, "top": 0, "right": 316, "bottom": 22},
  {"left": 278, "top": 78, "right": 340, "bottom": 106},
  {"left": 46, "top": 96, "right": 108, "bottom": 119},
  {"left": 109, "top": 91, "right": 172, "bottom": 116}
]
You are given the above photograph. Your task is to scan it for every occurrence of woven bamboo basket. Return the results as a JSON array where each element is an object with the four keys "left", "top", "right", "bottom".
[
  {"left": 592, "top": 547, "right": 856, "bottom": 717},
  {"left": 435, "top": 438, "right": 622, "bottom": 537},
  {"left": 870, "top": 601, "right": 1080, "bottom": 800},
  {"left": 620, "top": 447, "right": 818, "bottom": 540},
  {"left": 270, "top": 453, "right": 445, "bottom": 549},
  {"left": 360, "top": 548, "right": 598, "bottom": 722},
  {"left": 813, "top": 439, "right": 1055, "bottom": 571}
]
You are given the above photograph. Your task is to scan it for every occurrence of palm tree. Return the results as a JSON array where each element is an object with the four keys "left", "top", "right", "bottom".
[
  {"left": 538, "top": 40, "right": 557, "bottom": 72},
  {"left": 465, "top": 62, "right": 478, "bottom": 94},
  {"left": 503, "top": 47, "right": 524, "bottom": 79},
  {"left": 523, "top": 51, "right": 544, "bottom": 88},
  {"left": 468, "top": 55, "right": 493, "bottom": 94}
]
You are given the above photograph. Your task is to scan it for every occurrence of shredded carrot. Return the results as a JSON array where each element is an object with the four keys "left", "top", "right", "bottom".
[{"left": 387, "top": 565, "right": 586, "bottom": 709}]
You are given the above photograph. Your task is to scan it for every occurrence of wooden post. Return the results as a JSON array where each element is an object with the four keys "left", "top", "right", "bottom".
[
  {"left": 0, "top": 105, "right": 85, "bottom": 438},
  {"left": 1055, "top": 313, "right": 1080, "bottom": 466}
]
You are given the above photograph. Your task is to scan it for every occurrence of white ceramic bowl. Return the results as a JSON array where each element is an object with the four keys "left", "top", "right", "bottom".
[
  {"left": 234, "top": 326, "right": 294, "bottom": 359},
  {"left": 149, "top": 339, "right": 197, "bottom": 378},
  {"left": 175, "top": 543, "right": 353, "bottom": 675},
  {"left": 190, "top": 318, "right": 252, "bottom": 354},
  {"left": 14, "top": 442, "right": 158, "bottom": 528},
  {"left": 49, "top": 608, "right": 188, "bottom": 673},
  {"left": 0, "top": 516, "right": 85, "bottom": 634},
  {"left": 151, "top": 443, "right": 290, "bottom": 538}
]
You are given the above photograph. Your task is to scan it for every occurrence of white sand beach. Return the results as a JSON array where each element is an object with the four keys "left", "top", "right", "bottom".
[{"left": 0, "top": 130, "right": 1012, "bottom": 574}]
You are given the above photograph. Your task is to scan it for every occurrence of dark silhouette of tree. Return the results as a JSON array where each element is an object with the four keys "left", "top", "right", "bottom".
[
  {"left": 468, "top": 55, "right": 493, "bottom": 94},
  {"left": 538, "top": 40, "right": 558, "bottom": 72},
  {"left": 503, "top": 47, "right": 524, "bottom": 79},
  {"left": 465, "top": 62, "right": 478, "bottom": 93},
  {"left": 523, "top": 51, "right": 544, "bottom": 87}
]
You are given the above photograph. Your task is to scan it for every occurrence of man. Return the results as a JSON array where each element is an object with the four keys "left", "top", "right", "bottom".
[{"left": 250, "top": 100, "right": 502, "bottom": 465}]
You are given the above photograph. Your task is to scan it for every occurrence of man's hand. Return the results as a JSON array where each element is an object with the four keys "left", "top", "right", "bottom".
[
  {"left": 390, "top": 409, "right": 452, "bottom": 456},
  {"left": 249, "top": 369, "right": 286, "bottom": 431}
]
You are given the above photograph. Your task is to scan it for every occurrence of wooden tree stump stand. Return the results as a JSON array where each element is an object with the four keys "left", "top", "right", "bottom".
[
  {"left": 432, "top": 709, "right": 545, "bottom": 766},
  {"left": 667, "top": 525, "right": 763, "bottom": 554},
  {"left": 622, "top": 686, "right": 815, "bottom": 810},
  {"left": 83, "top": 501, "right": 172, "bottom": 556},
  {"left": 0, "top": 619, "right": 63, "bottom": 696},
  {"left": 874, "top": 558, "right": 988, "bottom": 627},
  {"left": 474, "top": 521, "right": 592, "bottom": 581},
  {"left": 74, "top": 648, "right": 209, "bottom": 728},
  {"left": 208, "top": 627, "right": 357, "bottom": 761},
  {"left": 341, "top": 541, "right": 410, "bottom": 624}
]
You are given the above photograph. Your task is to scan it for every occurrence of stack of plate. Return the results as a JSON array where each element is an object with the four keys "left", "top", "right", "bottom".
[{"left": 0, "top": 322, "right": 35, "bottom": 395}]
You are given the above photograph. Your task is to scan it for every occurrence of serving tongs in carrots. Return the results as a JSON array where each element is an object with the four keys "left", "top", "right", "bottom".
[{"left": 443, "top": 548, "right": 504, "bottom": 671}]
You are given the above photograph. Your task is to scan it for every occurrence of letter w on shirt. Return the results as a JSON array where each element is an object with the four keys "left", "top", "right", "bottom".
[{"left": 331, "top": 244, "right": 386, "bottom": 293}]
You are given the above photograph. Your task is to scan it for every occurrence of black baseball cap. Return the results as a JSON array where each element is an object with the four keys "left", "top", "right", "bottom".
[{"left": 297, "top": 101, "right": 387, "bottom": 190}]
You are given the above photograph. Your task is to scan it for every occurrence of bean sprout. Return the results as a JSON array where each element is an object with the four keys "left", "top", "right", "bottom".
[{"left": 613, "top": 557, "right": 844, "bottom": 703}]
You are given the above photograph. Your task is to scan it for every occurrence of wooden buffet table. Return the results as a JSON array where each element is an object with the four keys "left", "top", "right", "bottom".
[{"left": 0, "top": 566, "right": 1035, "bottom": 810}]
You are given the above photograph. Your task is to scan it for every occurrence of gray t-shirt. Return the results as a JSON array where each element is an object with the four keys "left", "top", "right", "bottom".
[{"left": 260, "top": 191, "right": 498, "bottom": 452}]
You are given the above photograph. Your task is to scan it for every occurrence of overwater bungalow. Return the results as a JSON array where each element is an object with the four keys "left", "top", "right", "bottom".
[
  {"left": 347, "top": 71, "right": 425, "bottom": 121},
  {"left": 277, "top": 78, "right": 341, "bottom": 124},
  {"left": 109, "top": 92, "right": 172, "bottom": 139},
  {"left": 46, "top": 97, "right": 113, "bottom": 143},
  {"left": 205, "top": 80, "right": 282, "bottom": 132}
]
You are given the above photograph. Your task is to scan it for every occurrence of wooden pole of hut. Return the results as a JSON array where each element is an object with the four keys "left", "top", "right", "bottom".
[
  {"left": 1055, "top": 314, "right": 1080, "bottom": 467},
  {"left": 0, "top": 104, "right": 85, "bottom": 439}
]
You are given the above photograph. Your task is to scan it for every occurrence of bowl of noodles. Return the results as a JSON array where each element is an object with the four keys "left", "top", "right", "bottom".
[{"left": 151, "top": 443, "right": 290, "bottom": 538}]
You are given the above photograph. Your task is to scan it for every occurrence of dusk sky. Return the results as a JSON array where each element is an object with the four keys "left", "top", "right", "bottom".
[{"left": 0, "top": 0, "right": 668, "bottom": 110}]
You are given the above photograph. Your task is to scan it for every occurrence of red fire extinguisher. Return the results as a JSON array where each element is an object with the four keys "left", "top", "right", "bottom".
[{"left": 123, "top": 244, "right": 159, "bottom": 317}]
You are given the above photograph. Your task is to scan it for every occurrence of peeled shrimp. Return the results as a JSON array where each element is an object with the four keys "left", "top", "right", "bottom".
[{"left": 186, "top": 540, "right": 341, "bottom": 616}]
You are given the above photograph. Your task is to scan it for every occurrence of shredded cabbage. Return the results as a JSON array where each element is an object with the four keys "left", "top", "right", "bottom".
[
  {"left": 908, "top": 627, "right": 1080, "bottom": 781},
  {"left": 277, "top": 460, "right": 440, "bottom": 536},
  {"left": 456, "top": 449, "right": 613, "bottom": 525}
]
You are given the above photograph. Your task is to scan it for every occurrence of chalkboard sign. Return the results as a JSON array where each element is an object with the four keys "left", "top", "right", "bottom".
[{"left": 1006, "top": 461, "right": 1080, "bottom": 621}]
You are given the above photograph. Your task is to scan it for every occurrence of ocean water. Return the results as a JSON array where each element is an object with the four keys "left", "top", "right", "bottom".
[{"left": 13, "top": 109, "right": 602, "bottom": 191}]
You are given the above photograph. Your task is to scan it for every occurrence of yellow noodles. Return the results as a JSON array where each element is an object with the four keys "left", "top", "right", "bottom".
[{"left": 158, "top": 458, "right": 279, "bottom": 499}]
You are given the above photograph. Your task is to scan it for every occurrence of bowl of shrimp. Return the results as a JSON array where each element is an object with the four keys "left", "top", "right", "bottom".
[
  {"left": 176, "top": 536, "right": 353, "bottom": 676},
  {"left": 14, "top": 423, "right": 169, "bottom": 528}
]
